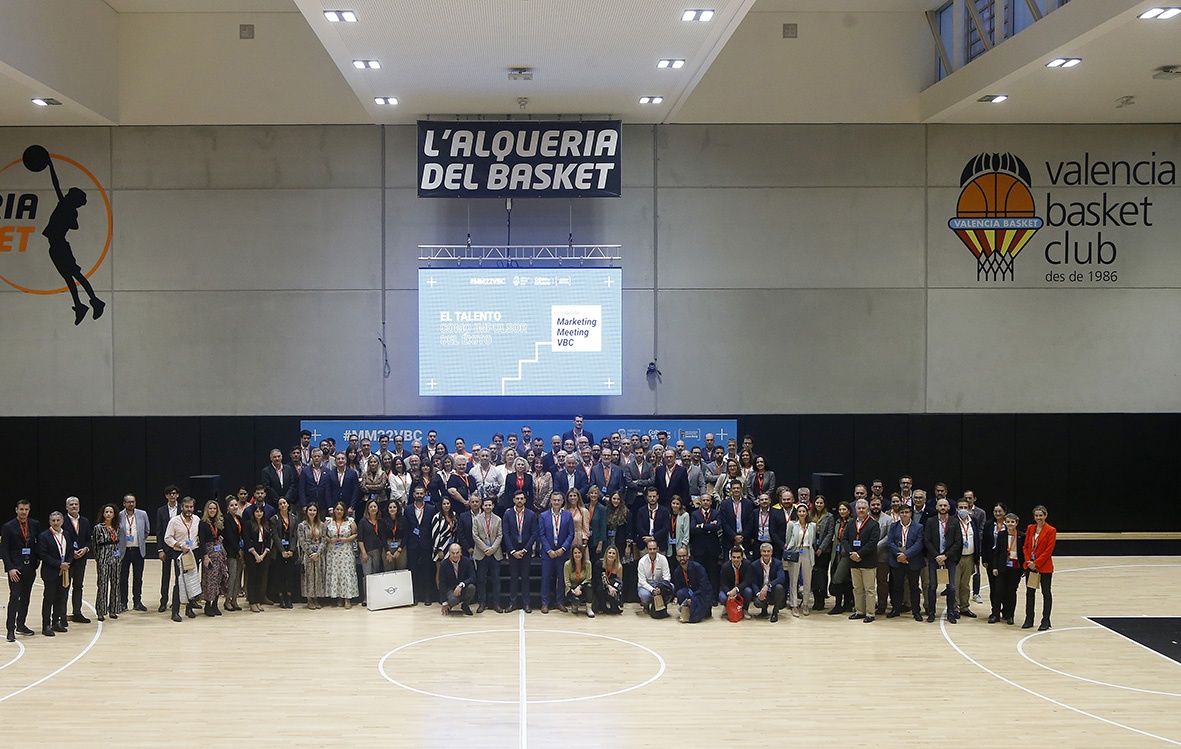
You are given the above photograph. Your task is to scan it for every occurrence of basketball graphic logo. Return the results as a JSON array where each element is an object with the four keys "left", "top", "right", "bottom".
[{"left": 949, "top": 152, "right": 1043, "bottom": 281}]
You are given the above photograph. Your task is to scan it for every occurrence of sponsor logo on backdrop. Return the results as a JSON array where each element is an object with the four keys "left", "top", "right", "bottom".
[
  {"left": 0, "top": 145, "right": 111, "bottom": 324},
  {"left": 950, "top": 149, "right": 1175, "bottom": 285}
]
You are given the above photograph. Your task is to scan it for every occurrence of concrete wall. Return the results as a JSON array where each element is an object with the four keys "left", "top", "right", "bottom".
[{"left": 0, "top": 122, "right": 1176, "bottom": 416}]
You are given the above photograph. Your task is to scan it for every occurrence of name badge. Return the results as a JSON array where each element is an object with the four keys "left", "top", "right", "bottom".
[
  {"left": 852, "top": 539, "right": 861, "bottom": 548},
  {"left": 22, "top": 547, "right": 31, "bottom": 556},
  {"left": 114, "top": 550, "right": 120, "bottom": 559},
  {"left": 413, "top": 528, "right": 421, "bottom": 536},
  {"left": 281, "top": 539, "right": 290, "bottom": 547},
  {"left": 1006, "top": 559, "right": 1015, "bottom": 568},
  {"left": 238, "top": 540, "right": 245, "bottom": 549},
  {"left": 312, "top": 545, "right": 320, "bottom": 554},
  {"left": 73, "top": 541, "right": 79, "bottom": 549},
  {"left": 185, "top": 539, "right": 195, "bottom": 548},
  {"left": 387, "top": 541, "right": 400, "bottom": 551},
  {"left": 126, "top": 535, "right": 134, "bottom": 543},
  {"left": 213, "top": 544, "right": 222, "bottom": 553}
]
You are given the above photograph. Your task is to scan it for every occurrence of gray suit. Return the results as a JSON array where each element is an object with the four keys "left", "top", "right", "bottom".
[
  {"left": 472, "top": 511, "right": 503, "bottom": 608},
  {"left": 117, "top": 508, "right": 151, "bottom": 608}
]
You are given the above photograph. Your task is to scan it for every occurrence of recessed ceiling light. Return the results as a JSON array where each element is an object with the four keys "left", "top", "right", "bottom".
[
  {"left": 1140, "top": 7, "right": 1181, "bottom": 18},
  {"left": 657, "top": 59, "right": 686, "bottom": 69},
  {"left": 31, "top": 97, "right": 62, "bottom": 106},
  {"left": 639, "top": 96, "right": 664, "bottom": 104},
  {"left": 374, "top": 97, "right": 398, "bottom": 105},
  {"left": 1046, "top": 57, "right": 1081, "bottom": 67},
  {"left": 1160, "top": 7, "right": 1181, "bottom": 17},
  {"left": 353, "top": 59, "right": 380, "bottom": 69},
  {"left": 682, "top": 9, "right": 714, "bottom": 22},
  {"left": 977, "top": 94, "right": 1008, "bottom": 103},
  {"left": 324, "top": 10, "right": 358, "bottom": 22}
]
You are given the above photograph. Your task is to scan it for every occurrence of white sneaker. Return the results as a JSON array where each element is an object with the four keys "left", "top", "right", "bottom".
[{"left": 972, "top": 594, "right": 983, "bottom": 604}]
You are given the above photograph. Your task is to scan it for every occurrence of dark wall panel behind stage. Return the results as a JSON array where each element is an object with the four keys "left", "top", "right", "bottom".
[
  {"left": 1012, "top": 414, "right": 1069, "bottom": 523},
  {"left": 145, "top": 416, "right": 202, "bottom": 508},
  {"left": 907, "top": 415, "right": 961, "bottom": 494},
  {"left": 961, "top": 414, "right": 1016, "bottom": 511},
  {"left": 853, "top": 414, "right": 909, "bottom": 491},
  {"left": 39, "top": 417, "right": 94, "bottom": 517},
  {"left": 200, "top": 416, "right": 254, "bottom": 499},
  {"left": 92, "top": 417, "right": 147, "bottom": 508}
]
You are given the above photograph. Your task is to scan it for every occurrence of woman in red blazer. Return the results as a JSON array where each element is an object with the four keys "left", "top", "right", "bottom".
[{"left": 1021, "top": 505, "right": 1056, "bottom": 631}]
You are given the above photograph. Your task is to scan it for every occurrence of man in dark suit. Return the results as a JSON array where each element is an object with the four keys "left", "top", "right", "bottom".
[
  {"left": 63, "top": 496, "right": 93, "bottom": 623},
  {"left": 261, "top": 448, "right": 298, "bottom": 506},
  {"left": 2, "top": 499, "right": 41, "bottom": 641},
  {"left": 437, "top": 543, "right": 476, "bottom": 615},
  {"left": 552, "top": 454, "right": 588, "bottom": 496},
  {"left": 538, "top": 492, "right": 573, "bottom": 613},
  {"left": 37, "top": 512, "right": 71, "bottom": 636},
  {"left": 718, "top": 546, "right": 751, "bottom": 612},
  {"left": 590, "top": 448, "right": 624, "bottom": 497},
  {"left": 690, "top": 492, "right": 723, "bottom": 595},
  {"left": 325, "top": 452, "right": 361, "bottom": 516},
  {"left": 923, "top": 497, "right": 963, "bottom": 623},
  {"left": 503, "top": 490, "right": 537, "bottom": 612},
  {"left": 718, "top": 479, "right": 754, "bottom": 558},
  {"left": 403, "top": 485, "right": 436, "bottom": 605},
  {"left": 747, "top": 542, "right": 786, "bottom": 622},
  {"left": 653, "top": 448, "right": 690, "bottom": 508},
  {"left": 633, "top": 487, "right": 670, "bottom": 553},
  {"left": 298, "top": 448, "right": 331, "bottom": 514},
  {"left": 886, "top": 504, "right": 925, "bottom": 621},
  {"left": 560, "top": 415, "right": 593, "bottom": 451},
  {"left": 155, "top": 486, "right": 181, "bottom": 612},
  {"left": 622, "top": 445, "right": 654, "bottom": 510},
  {"left": 672, "top": 547, "right": 712, "bottom": 623},
  {"left": 844, "top": 496, "right": 880, "bottom": 622}
]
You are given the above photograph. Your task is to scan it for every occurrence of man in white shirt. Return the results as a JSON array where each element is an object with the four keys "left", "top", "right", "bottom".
[
  {"left": 163, "top": 497, "right": 201, "bottom": 622},
  {"left": 469, "top": 449, "right": 505, "bottom": 505},
  {"left": 636, "top": 539, "right": 673, "bottom": 616}
]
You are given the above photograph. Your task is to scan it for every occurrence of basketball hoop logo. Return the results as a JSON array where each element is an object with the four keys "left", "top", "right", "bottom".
[{"left": 949, "top": 152, "right": 1044, "bottom": 282}]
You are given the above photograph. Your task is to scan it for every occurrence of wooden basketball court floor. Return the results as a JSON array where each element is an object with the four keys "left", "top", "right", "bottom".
[{"left": 2, "top": 557, "right": 1179, "bottom": 747}]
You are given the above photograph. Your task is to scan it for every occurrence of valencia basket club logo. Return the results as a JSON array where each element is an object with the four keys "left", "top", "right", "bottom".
[
  {"left": 0, "top": 145, "right": 111, "bottom": 325},
  {"left": 949, "top": 152, "right": 1043, "bottom": 282}
]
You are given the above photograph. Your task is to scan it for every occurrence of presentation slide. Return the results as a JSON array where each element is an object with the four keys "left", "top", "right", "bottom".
[{"left": 419, "top": 268, "right": 622, "bottom": 396}]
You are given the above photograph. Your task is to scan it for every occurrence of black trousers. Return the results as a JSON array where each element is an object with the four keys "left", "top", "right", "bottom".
[
  {"left": 1025, "top": 571, "right": 1053, "bottom": 624},
  {"left": 244, "top": 555, "right": 269, "bottom": 605},
  {"left": 119, "top": 547, "right": 145, "bottom": 607},
  {"left": 6, "top": 570, "right": 36, "bottom": 630},
  {"left": 42, "top": 575, "right": 67, "bottom": 626},
  {"left": 507, "top": 553, "right": 530, "bottom": 607},
  {"left": 69, "top": 556, "right": 88, "bottom": 616},
  {"left": 999, "top": 566, "right": 1022, "bottom": 619},
  {"left": 158, "top": 549, "right": 173, "bottom": 606},
  {"left": 889, "top": 565, "right": 922, "bottom": 613},
  {"left": 409, "top": 553, "right": 435, "bottom": 604}
]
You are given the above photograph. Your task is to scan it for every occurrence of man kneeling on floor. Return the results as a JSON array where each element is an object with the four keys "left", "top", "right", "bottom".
[
  {"left": 439, "top": 543, "right": 476, "bottom": 616},
  {"left": 637, "top": 539, "right": 673, "bottom": 618}
]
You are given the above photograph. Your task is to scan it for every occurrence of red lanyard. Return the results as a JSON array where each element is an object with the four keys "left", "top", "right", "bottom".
[
  {"left": 209, "top": 521, "right": 219, "bottom": 540},
  {"left": 485, "top": 515, "right": 493, "bottom": 540},
  {"left": 855, "top": 518, "right": 866, "bottom": 534},
  {"left": 53, "top": 530, "right": 66, "bottom": 559},
  {"left": 18, "top": 520, "right": 29, "bottom": 541},
  {"left": 900, "top": 523, "right": 909, "bottom": 546}
]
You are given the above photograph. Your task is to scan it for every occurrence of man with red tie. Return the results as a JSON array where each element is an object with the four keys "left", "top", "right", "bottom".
[
  {"left": 719, "top": 479, "right": 754, "bottom": 559},
  {"left": 654, "top": 449, "right": 690, "bottom": 508},
  {"left": 590, "top": 448, "right": 624, "bottom": 497},
  {"left": 538, "top": 492, "right": 573, "bottom": 614},
  {"left": 503, "top": 491, "right": 537, "bottom": 613}
]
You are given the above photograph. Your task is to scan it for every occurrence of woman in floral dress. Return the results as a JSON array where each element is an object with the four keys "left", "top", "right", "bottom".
[
  {"left": 297, "top": 503, "right": 326, "bottom": 609},
  {"left": 324, "top": 502, "right": 359, "bottom": 608}
]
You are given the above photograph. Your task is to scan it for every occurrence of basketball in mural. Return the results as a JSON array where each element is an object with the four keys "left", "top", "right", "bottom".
[{"left": 948, "top": 152, "right": 1043, "bottom": 282}]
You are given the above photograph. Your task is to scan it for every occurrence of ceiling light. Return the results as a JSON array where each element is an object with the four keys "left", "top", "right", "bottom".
[
  {"left": 31, "top": 97, "right": 61, "bottom": 106},
  {"left": 353, "top": 59, "right": 380, "bottom": 69},
  {"left": 977, "top": 94, "right": 1008, "bottom": 103},
  {"left": 1046, "top": 57, "right": 1081, "bottom": 67},
  {"left": 324, "top": 10, "right": 357, "bottom": 22},
  {"left": 374, "top": 97, "right": 398, "bottom": 105},
  {"left": 1161, "top": 7, "right": 1181, "bottom": 17},
  {"left": 682, "top": 9, "right": 714, "bottom": 22},
  {"left": 639, "top": 96, "right": 664, "bottom": 104},
  {"left": 657, "top": 59, "right": 686, "bottom": 69},
  {"left": 1140, "top": 7, "right": 1181, "bottom": 18}
]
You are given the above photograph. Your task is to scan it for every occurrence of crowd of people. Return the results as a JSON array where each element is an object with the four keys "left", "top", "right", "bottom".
[{"left": 2, "top": 418, "right": 1058, "bottom": 641}]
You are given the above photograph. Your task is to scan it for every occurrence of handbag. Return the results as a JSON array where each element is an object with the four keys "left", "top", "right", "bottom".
[
  {"left": 783, "top": 549, "right": 800, "bottom": 563},
  {"left": 726, "top": 594, "right": 745, "bottom": 622}
]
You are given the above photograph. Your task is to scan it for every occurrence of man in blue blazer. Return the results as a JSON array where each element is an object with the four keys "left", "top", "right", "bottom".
[
  {"left": 718, "top": 479, "right": 754, "bottom": 558},
  {"left": 538, "top": 491, "right": 573, "bottom": 613},
  {"left": 560, "top": 415, "right": 594, "bottom": 452},
  {"left": 589, "top": 449, "right": 624, "bottom": 496},
  {"left": 551, "top": 454, "right": 588, "bottom": 496},
  {"left": 298, "top": 449, "right": 332, "bottom": 514},
  {"left": 325, "top": 452, "right": 361, "bottom": 516},
  {"left": 118, "top": 494, "right": 151, "bottom": 612},
  {"left": 503, "top": 490, "right": 537, "bottom": 612},
  {"left": 403, "top": 485, "right": 436, "bottom": 604},
  {"left": 746, "top": 542, "right": 786, "bottom": 621},
  {"left": 886, "top": 504, "right": 925, "bottom": 621}
]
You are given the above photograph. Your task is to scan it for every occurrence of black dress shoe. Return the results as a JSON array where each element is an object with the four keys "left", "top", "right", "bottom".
[
  {"left": 109, "top": 612, "right": 118, "bottom": 620},
  {"left": 524, "top": 605, "right": 532, "bottom": 613},
  {"left": 158, "top": 603, "right": 168, "bottom": 613},
  {"left": 914, "top": 613, "right": 923, "bottom": 622},
  {"left": 987, "top": 614, "right": 999, "bottom": 623},
  {"left": 171, "top": 613, "right": 183, "bottom": 622},
  {"left": 6, "top": 630, "right": 14, "bottom": 642},
  {"left": 947, "top": 614, "right": 957, "bottom": 624},
  {"left": 960, "top": 609, "right": 977, "bottom": 618},
  {"left": 1021, "top": 620, "right": 1034, "bottom": 629},
  {"left": 52, "top": 623, "right": 68, "bottom": 633},
  {"left": 848, "top": 613, "right": 864, "bottom": 620},
  {"left": 926, "top": 613, "right": 935, "bottom": 623},
  {"left": 476, "top": 604, "right": 487, "bottom": 614},
  {"left": 827, "top": 608, "right": 844, "bottom": 616},
  {"left": 863, "top": 616, "right": 875, "bottom": 623},
  {"left": 16, "top": 625, "right": 34, "bottom": 636},
  {"left": 133, "top": 603, "right": 148, "bottom": 612},
  {"left": 886, "top": 611, "right": 901, "bottom": 618},
  {"left": 1038, "top": 622, "right": 1051, "bottom": 631},
  {"left": 72, "top": 614, "right": 91, "bottom": 624},
  {"left": 1005, "top": 617, "right": 1014, "bottom": 625},
  {"left": 462, "top": 605, "right": 473, "bottom": 616},
  {"left": 769, "top": 612, "right": 779, "bottom": 623},
  {"left": 42, "top": 627, "right": 55, "bottom": 637}
]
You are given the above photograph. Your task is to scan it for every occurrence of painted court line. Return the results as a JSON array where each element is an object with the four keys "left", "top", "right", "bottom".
[
  {"left": 0, "top": 584, "right": 102, "bottom": 704},
  {"left": 1017, "top": 625, "right": 1181, "bottom": 697},
  {"left": 518, "top": 609, "right": 527, "bottom": 749}
]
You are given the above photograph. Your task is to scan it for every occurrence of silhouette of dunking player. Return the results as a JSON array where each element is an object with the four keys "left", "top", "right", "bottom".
[{"left": 27, "top": 145, "right": 105, "bottom": 325}]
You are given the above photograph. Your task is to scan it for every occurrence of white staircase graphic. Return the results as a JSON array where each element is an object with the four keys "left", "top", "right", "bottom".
[{"left": 501, "top": 340, "right": 552, "bottom": 395}]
